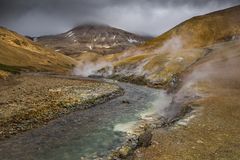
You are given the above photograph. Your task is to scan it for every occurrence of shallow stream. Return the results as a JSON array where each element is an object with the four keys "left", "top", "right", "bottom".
[{"left": 0, "top": 80, "right": 171, "bottom": 160}]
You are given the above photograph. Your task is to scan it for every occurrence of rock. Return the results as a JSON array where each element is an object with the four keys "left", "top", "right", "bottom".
[
  {"left": 118, "top": 146, "right": 132, "bottom": 158},
  {"left": 137, "top": 129, "right": 152, "bottom": 147},
  {"left": 122, "top": 100, "right": 130, "bottom": 104}
]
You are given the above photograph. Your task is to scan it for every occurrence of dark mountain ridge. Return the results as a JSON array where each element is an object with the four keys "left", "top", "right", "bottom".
[{"left": 36, "top": 24, "right": 152, "bottom": 57}]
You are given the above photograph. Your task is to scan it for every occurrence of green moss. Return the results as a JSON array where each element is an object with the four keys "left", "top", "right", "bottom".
[
  {"left": 0, "top": 64, "right": 20, "bottom": 74},
  {"left": 143, "top": 54, "right": 167, "bottom": 71},
  {"left": 111, "top": 74, "right": 148, "bottom": 86},
  {"left": 114, "top": 54, "right": 149, "bottom": 67}
]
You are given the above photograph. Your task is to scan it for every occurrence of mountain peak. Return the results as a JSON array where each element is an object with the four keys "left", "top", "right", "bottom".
[{"left": 37, "top": 25, "right": 152, "bottom": 56}]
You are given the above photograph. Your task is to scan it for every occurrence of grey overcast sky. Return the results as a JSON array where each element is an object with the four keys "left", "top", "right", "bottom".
[{"left": 0, "top": 0, "right": 240, "bottom": 36}]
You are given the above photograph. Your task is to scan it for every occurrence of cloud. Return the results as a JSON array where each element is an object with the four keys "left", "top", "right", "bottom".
[{"left": 0, "top": 0, "right": 239, "bottom": 36}]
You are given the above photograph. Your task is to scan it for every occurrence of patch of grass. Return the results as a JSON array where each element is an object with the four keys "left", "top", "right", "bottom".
[
  {"left": 0, "top": 64, "right": 21, "bottom": 74},
  {"left": 143, "top": 54, "right": 168, "bottom": 71},
  {"left": 0, "top": 27, "right": 77, "bottom": 73},
  {"left": 111, "top": 74, "right": 148, "bottom": 86},
  {"left": 12, "top": 39, "right": 21, "bottom": 46},
  {"left": 114, "top": 54, "right": 149, "bottom": 67}
]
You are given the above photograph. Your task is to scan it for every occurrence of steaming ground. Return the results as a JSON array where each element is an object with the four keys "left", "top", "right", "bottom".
[
  {"left": 71, "top": 5, "right": 240, "bottom": 90},
  {"left": 71, "top": 38, "right": 240, "bottom": 160},
  {"left": 72, "top": 35, "right": 188, "bottom": 84},
  {"left": 70, "top": 8, "right": 240, "bottom": 158},
  {"left": 73, "top": 60, "right": 112, "bottom": 77},
  {"left": 132, "top": 39, "right": 240, "bottom": 159}
]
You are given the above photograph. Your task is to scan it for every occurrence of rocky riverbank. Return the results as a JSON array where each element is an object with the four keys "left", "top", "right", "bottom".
[
  {"left": 130, "top": 40, "right": 240, "bottom": 160},
  {"left": 0, "top": 74, "right": 123, "bottom": 140},
  {"left": 106, "top": 40, "right": 240, "bottom": 160},
  {"left": 107, "top": 97, "right": 192, "bottom": 160}
]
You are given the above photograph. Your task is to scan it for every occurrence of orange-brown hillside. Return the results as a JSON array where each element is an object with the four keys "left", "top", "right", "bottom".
[
  {"left": 144, "top": 5, "right": 240, "bottom": 50},
  {"left": 0, "top": 27, "right": 76, "bottom": 74},
  {"left": 95, "top": 5, "right": 240, "bottom": 88}
]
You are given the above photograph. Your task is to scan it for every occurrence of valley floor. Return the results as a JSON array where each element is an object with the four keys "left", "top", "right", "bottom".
[
  {"left": 1, "top": 41, "right": 240, "bottom": 160},
  {"left": 0, "top": 74, "right": 122, "bottom": 139},
  {"left": 132, "top": 40, "right": 240, "bottom": 159}
]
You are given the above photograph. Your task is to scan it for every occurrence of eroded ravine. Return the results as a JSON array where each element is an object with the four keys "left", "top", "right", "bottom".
[{"left": 0, "top": 79, "right": 171, "bottom": 160}]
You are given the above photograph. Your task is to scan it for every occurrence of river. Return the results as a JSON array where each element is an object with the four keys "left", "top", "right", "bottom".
[{"left": 0, "top": 80, "right": 171, "bottom": 160}]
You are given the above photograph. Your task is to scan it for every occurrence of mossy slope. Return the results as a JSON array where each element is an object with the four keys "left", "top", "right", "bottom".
[{"left": 0, "top": 27, "right": 77, "bottom": 73}]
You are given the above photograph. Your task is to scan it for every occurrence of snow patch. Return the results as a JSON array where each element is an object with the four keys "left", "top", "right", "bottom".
[
  {"left": 87, "top": 44, "right": 93, "bottom": 50},
  {"left": 33, "top": 37, "right": 38, "bottom": 42},
  {"left": 128, "top": 38, "right": 138, "bottom": 43},
  {"left": 102, "top": 45, "right": 110, "bottom": 49},
  {"left": 95, "top": 44, "right": 111, "bottom": 49},
  {"left": 112, "top": 35, "right": 116, "bottom": 40},
  {"left": 65, "top": 31, "right": 74, "bottom": 38}
]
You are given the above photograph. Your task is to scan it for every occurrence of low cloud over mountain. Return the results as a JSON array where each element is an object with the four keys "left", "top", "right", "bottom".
[{"left": 0, "top": 0, "right": 239, "bottom": 36}]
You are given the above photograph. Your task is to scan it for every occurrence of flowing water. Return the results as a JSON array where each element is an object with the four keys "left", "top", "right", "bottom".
[{"left": 0, "top": 80, "right": 170, "bottom": 160}]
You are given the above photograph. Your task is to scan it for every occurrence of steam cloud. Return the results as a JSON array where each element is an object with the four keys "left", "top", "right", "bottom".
[
  {"left": 72, "top": 60, "right": 113, "bottom": 77},
  {"left": 151, "top": 92, "right": 173, "bottom": 116},
  {"left": 174, "top": 40, "right": 240, "bottom": 104},
  {"left": 160, "top": 36, "right": 183, "bottom": 53},
  {"left": 72, "top": 36, "right": 185, "bottom": 78}
]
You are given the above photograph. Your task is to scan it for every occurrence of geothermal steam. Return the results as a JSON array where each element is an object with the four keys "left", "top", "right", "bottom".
[
  {"left": 73, "top": 59, "right": 113, "bottom": 77},
  {"left": 151, "top": 92, "right": 173, "bottom": 116},
  {"left": 160, "top": 36, "right": 183, "bottom": 53},
  {"left": 72, "top": 36, "right": 184, "bottom": 78}
]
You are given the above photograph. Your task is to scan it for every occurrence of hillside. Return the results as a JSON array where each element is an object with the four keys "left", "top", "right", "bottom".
[
  {"left": 1, "top": 3, "right": 240, "bottom": 159},
  {"left": 99, "top": 6, "right": 240, "bottom": 159},
  {"left": 144, "top": 5, "right": 240, "bottom": 49},
  {"left": 133, "top": 34, "right": 240, "bottom": 160},
  {"left": 0, "top": 27, "right": 76, "bottom": 74},
  {"left": 89, "top": 5, "right": 240, "bottom": 88},
  {"left": 36, "top": 24, "right": 150, "bottom": 57}
]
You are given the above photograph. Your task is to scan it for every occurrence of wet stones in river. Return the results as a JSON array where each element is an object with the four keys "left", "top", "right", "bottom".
[{"left": 122, "top": 100, "right": 130, "bottom": 104}]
